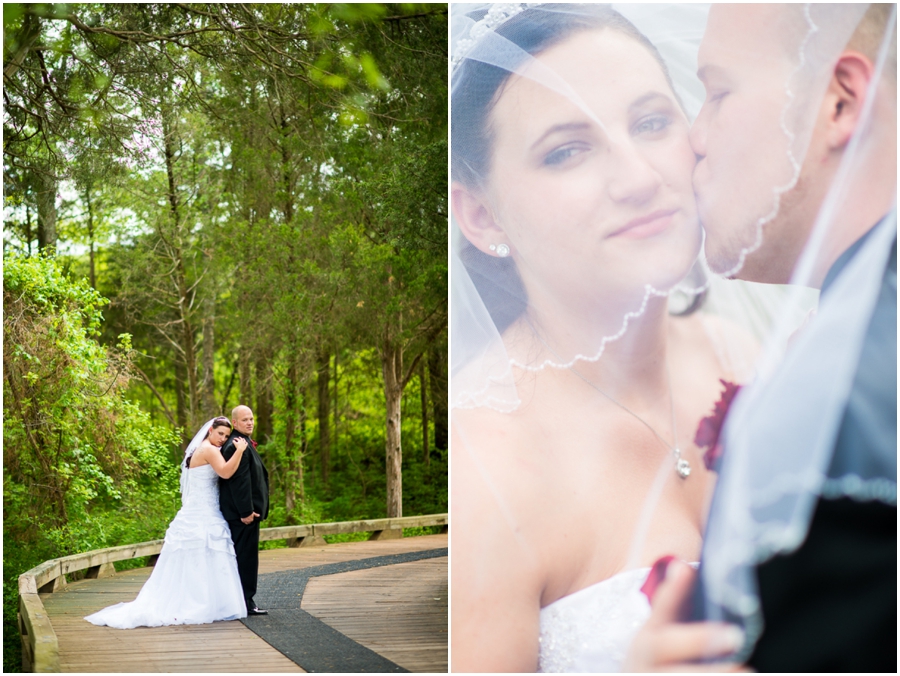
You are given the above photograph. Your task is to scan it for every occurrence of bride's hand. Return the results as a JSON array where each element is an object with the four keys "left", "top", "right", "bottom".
[
  {"left": 233, "top": 437, "right": 248, "bottom": 453},
  {"left": 623, "top": 561, "right": 752, "bottom": 673}
]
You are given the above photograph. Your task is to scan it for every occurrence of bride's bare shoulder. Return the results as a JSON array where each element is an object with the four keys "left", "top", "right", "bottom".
[
  {"left": 187, "top": 441, "right": 211, "bottom": 467},
  {"left": 450, "top": 416, "right": 545, "bottom": 583},
  {"left": 451, "top": 406, "right": 553, "bottom": 566},
  {"left": 452, "top": 402, "right": 541, "bottom": 471}
]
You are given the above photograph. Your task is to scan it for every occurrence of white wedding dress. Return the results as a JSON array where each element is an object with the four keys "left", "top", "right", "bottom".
[
  {"left": 538, "top": 568, "right": 652, "bottom": 673},
  {"left": 85, "top": 464, "right": 247, "bottom": 628},
  {"left": 538, "top": 563, "right": 699, "bottom": 673}
]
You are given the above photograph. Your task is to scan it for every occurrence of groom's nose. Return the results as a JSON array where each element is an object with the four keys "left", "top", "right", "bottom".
[{"left": 689, "top": 105, "right": 709, "bottom": 160}]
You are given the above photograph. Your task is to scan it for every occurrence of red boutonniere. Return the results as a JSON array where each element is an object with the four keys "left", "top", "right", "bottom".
[
  {"left": 640, "top": 555, "right": 675, "bottom": 603},
  {"left": 694, "top": 379, "right": 741, "bottom": 472},
  {"left": 251, "top": 439, "right": 258, "bottom": 449}
]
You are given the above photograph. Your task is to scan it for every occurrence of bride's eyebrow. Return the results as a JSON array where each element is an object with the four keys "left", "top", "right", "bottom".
[
  {"left": 529, "top": 121, "right": 592, "bottom": 151},
  {"left": 629, "top": 91, "right": 674, "bottom": 112}
]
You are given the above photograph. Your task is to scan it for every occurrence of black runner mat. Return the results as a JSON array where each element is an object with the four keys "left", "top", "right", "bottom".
[{"left": 240, "top": 547, "right": 448, "bottom": 673}]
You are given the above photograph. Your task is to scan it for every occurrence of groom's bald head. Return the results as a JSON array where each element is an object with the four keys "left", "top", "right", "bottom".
[
  {"left": 690, "top": 5, "right": 797, "bottom": 281},
  {"left": 231, "top": 405, "right": 254, "bottom": 435},
  {"left": 692, "top": 4, "right": 896, "bottom": 284}
]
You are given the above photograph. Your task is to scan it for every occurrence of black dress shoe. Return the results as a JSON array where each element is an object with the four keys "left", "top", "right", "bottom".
[{"left": 247, "top": 606, "right": 269, "bottom": 616}]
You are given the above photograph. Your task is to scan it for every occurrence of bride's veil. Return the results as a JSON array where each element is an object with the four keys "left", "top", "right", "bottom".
[
  {"left": 451, "top": 2, "right": 806, "bottom": 554},
  {"left": 181, "top": 419, "right": 216, "bottom": 499},
  {"left": 451, "top": 3, "right": 819, "bottom": 408},
  {"left": 694, "top": 3, "right": 897, "bottom": 658},
  {"left": 450, "top": 1, "right": 895, "bottom": 666}
]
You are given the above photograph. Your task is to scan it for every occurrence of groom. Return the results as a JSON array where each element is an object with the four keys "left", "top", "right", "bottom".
[
  {"left": 627, "top": 4, "right": 896, "bottom": 671},
  {"left": 219, "top": 404, "right": 270, "bottom": 616}
]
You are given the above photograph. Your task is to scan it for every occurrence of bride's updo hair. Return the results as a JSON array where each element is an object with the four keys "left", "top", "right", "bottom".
[
  {"left": 185, "top": 417, "right": 232, "bottom": 468},
  {"left": 452, "top": 4, "right": 682, "bottom": 333},
  {"left": 208, "top": 417, "right": 232, "bottom": 434}
]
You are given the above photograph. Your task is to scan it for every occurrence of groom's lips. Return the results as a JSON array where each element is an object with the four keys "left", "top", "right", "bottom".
[{"left": 608, "top": 209, "right": 677, "bottom": 239}]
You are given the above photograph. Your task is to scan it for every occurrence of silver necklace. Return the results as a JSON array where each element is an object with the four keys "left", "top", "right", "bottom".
[{"left": 524, "top": 316, "right": 692, "bottom": 479}]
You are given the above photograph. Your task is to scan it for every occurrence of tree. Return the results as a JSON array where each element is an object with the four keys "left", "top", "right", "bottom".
[
  {"left": 4, "top": 0, "right": 448, "bottom": 541},
  {"left": 3, "top": 254, "right": 179, "bottom": 539}
]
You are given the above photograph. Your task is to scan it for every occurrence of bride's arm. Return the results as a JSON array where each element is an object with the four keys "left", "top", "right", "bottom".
[
  {"left": 207, "top": 437, "right": 248, "bottom": 479},
  {"left": 451, "top": 426, "right": 543, "bottom": 672}
]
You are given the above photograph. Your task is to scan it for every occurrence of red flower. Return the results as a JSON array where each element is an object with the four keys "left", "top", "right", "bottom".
[
  {"left": 694, "top": 379, "right": 741, "bottom": 472},
  {"left": 251, "top": 439, "right": 258, "bottom": 449},
  {"left": 640, "top": 555, "right": 676, "bottom": 604}
]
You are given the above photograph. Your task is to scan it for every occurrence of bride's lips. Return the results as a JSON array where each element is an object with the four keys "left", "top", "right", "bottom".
[{"left": 607, "top": 209, "right": 677, "bottom": 239}]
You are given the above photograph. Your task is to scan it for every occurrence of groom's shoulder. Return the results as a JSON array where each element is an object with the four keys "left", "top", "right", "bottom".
[{"left": 220, "top": 433, "right": 238, "bottom": 454}]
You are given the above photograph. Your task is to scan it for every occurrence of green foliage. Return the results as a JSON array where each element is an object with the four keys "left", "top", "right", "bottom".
[
  {"left": 258, "top": 347, "right": 446, "bottom": 528},
  {"left": 3, "top": 6, "right": 447, "bottom": 670},
  {"left": 3, "top": 254, "right": 180, "bottom": 672},
  {"left": 3, "top": 3, "right": 25, "bottom": 31}
]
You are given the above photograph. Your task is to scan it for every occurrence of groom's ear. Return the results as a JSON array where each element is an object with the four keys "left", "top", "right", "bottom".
[
  {"left": 452, "top": 181, "right": 507, "bottom": 256},
  {"left": 823, "top": 50, "right": 875, "bottom": 151}
]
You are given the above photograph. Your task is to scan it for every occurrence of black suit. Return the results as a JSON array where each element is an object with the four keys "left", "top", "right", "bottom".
[
  {"left": 219, "top": 430, "right": 269, "bottom": 610},
  {"left": 693, "top": 225, "right": 897, "bottom": 672},
  {"left": 747, "top": 234, "right": 897, "bottom": 671},
  {"left": 749, "top": 498, "right": 896, "bottom": 671}
]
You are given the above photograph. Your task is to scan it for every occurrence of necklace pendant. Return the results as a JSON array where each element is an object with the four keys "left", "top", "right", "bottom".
[{"left": 676, "top": 458, "right": 692, "bottom": 479}]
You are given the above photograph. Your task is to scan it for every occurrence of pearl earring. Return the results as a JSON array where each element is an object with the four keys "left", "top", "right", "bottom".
[{"left": 489, "top": 243, "right": 510, "bottom": 257}]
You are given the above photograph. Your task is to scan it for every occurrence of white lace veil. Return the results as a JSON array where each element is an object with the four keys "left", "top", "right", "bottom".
[
  {"left": 693, "top": 3, "right": 898, "bottom": 659},
  {"left": 180, "top": 418, "right": 215, "bottom": 500},
  {"left": 450, "top": 2, "right": 896, "bottom": 667},
  {"left": 450, "top": 3, "right": 795, "bottom": 667},
  {"left": 451, "top": 4, "right": 813, "bottom": 409}
]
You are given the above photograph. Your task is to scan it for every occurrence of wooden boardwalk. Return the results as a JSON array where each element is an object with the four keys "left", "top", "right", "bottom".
[{"left": 40, "top": 534, "right": 447, "bottom": 673}]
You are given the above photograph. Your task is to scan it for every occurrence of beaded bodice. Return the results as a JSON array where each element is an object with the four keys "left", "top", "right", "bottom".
[
  {"left": 182, "top": 464, "right": 221, "bottom": 509},
  {"left": 538, "top": 568, "right": 652, "bottom": 673}
]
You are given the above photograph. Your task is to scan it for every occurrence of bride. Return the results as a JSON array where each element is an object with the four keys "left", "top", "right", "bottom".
[
  {"left": 85, "top": 417, "right": 248, "bottom": 628},
  {"left": 450, "top": 4, "right": 763, "bottom": 671}
]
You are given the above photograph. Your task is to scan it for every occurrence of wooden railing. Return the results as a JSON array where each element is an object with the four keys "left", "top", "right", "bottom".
[{"left": 17, "top": 513, "right": 448, "bottom": 673}]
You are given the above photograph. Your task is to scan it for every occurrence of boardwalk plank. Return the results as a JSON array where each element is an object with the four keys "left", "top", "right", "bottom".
[
  {"left": 302, "top": 556, "right": 448, "bottom": 673},
  {"left": 41, "top": 534, "right": 447, "bottom": 673}
]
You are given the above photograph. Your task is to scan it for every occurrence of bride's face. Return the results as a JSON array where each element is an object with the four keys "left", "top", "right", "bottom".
[
  {"left": 485, "top": 29, "right": 700, "bottom": 312},
  {"left": 208, "top": 426, "right": 230, "bottom": 447}
]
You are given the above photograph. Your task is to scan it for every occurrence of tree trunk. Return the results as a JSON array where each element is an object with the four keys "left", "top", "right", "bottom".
[
  {"left": 279, "top": 101, "right": 294, "bottom": 225},
  {"left": 162, "top": 106, "right": 199, "bottom": 431},
  {"left": 420, "top": 359, "right": 429, "bottom": 466},
  {"left": 200, "top": 293, "right": 217, "bottom": 417},
  {"left": 84, "top": 186, "right": 96, "bottom": 289},
  {"left": 180, "top": 314, "right": 199, "bottom": 431},
  {"left": 220, "top": 358, "right": 238, "bottom": 414},
  {"left": 3, "top": 11, "right": 40, "bottom": 81},
  {"left": 299, "top": 399, "right": 307, "bottom": 498},
  {"left": 381, "top": 323, "right": 403, "bottom": 518},
  {"left": 35, "top": 173, "right": 57, "bottom": 254},
  {"left": 174, "top": 359, "right": 189, "bottom": 448},
  {"left": 284, "top": 358, "right": 296, "bottom": 517},
  {"left": 428, "top": 344, "right": 448, "bottom": 451},
  {"left": 284, "top": 357, "right": 305, "bottom": 519},
  {"left": 25, "top": 206, "right": 33, "bottom": 255},
  {"left": 300, "top": 383, "right": 309, "bottom": 497},
  {"left": 238, "top": 348, "right": 252, "bottom": 412},
  {"left": 333, "top": 349, "right": 339, "bottom": 454},
  {"left": 255, "top": 353, "right": 273, "bottom": 444},
  {"left": 316, "top": 347, "right": 330, "bottom": 484}
]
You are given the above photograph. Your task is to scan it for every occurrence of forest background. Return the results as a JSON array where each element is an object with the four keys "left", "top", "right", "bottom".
[{"left": 2, "top": 3, "right": 448, "bottom": 670}]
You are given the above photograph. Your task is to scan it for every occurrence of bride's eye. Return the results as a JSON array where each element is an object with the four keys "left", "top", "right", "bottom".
[
  {"left": 542, "top": 143, "right": 588, "bottom": 167},
  {"left": 632, "top": 114, "right": 671, "bottom": 137}
]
